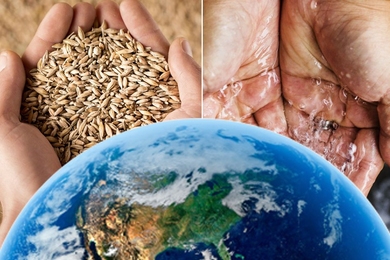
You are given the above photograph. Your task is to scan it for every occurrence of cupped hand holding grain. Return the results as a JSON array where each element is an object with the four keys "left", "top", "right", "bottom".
[
  {"left": 0, "top": 2, "right": 88, "bottom": 247},
  {"left": 0, "top": 51, "right": 62, "bottom": 247},
  {"left": 0, "top": 0, "right": 200, "bottom": 246},
  {"left": 21, "top": 0, "right": 199, "bottom": 164}
]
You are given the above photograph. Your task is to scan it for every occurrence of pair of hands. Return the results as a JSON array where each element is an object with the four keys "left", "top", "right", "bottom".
[
  {"left": 0, "top": 0, "right": 200, "bottom": 246},
  {"left": 204, "top": 0, "right": 390, "bottom": 196}
]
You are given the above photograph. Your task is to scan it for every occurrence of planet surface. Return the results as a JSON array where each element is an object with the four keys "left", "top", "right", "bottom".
[{"left": 1, "top": 119, "right": 390, "bottom": 259}]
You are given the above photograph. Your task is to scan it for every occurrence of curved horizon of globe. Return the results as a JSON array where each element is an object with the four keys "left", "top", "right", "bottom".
[{"left": 2, "top": 120, "right": 388, "bottom": 260}]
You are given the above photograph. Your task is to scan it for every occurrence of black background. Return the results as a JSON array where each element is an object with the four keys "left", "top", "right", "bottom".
[{"left": 368, "top": 165, "right": 390, "bottom": 230}]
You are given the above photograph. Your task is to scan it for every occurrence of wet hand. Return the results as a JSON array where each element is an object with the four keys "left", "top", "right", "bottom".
[
  {"left": 280, "top": 0, "right": 390, "bottom": 194},
  {"left": 203, "top": 0, "right": 286, "bottom": 133}
]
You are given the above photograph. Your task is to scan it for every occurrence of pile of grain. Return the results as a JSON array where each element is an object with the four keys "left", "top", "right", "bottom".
[{"left": 21, "top": 23, "right": 180, "bottom": 165}]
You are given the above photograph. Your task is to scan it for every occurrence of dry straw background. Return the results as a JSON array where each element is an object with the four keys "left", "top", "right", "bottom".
[
  {"left": 0, "top": 0, "right": 201, "bottom": 64},
  {"left": 0, "top": 0, "right": 200, "bottom": 227}
]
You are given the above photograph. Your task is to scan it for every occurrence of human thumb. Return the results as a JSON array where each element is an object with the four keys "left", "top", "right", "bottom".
[
  {"left": 165, "top": 38, "right": 201, "bottom": 120},
  {"left": 0, "top": 51, "right": 26, "bottom": 121}
]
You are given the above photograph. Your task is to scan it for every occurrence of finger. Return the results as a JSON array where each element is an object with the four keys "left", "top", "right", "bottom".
[
  {"left": 378, "top": 103, "right": 390, "bottom": 166},
  {"left": 68, "top": 2, "right": 96, "bottom": 33},
  {"left": 22, "top": 3, "right": 73, "bottom": 72},
  {"left": 96, "top": 0, "right": 126, "bottom": 29},
  {"left": 0, "top": 51, "right": 25, "bottom": 120},
  {"left": 254, "top": 98, "right": 287, "bottom": 135},
  {"left": 120, "top": 0, "right": 169, "bottom": 57},
  {"left": 347, "top": 129, "right": 383, "bottom": 196},
  {"left": 203, "top": 93, "right": 223, "bottom": 119},
  {"left": 164, "top": 38, "right": 201, "bottom": 120}
]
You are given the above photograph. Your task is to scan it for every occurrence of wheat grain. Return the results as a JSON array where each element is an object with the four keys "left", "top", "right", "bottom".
[{"left": 21, "top": 23, "right": 180, "bottom": 165}]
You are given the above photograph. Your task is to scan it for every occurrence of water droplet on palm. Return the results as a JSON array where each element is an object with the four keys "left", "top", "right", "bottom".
[{"left": 311, "top": 1, "right": 318, "bottom": 9}]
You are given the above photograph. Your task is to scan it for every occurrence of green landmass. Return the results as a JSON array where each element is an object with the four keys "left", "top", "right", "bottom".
[
  {"left": 157, "top": 173, "right": 241, "bottom": 257},
  {"left": 78, "top": 172, "right": 244, "bottom": 259},
  {"left": 239, "top": 168, "right": 276, "bottom": 184},
  {"left": 150, "top": 171, "right": 178, "bottom": 190}
]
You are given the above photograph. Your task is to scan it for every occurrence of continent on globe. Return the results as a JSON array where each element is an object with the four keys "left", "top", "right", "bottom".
[{"left": 76, "top": 170, "right": 243, "bottom": 259}]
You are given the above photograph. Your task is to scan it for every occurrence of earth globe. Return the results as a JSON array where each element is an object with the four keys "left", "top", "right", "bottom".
[{"left": 0, "top": 119, "right": 389, "bottom": 259}]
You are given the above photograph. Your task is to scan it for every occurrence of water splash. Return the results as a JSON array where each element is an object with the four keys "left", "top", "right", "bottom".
[
  {"left": 337, "top": 142, "right": 358, "bottom": 176},
  {"left": 219, "top": 84, "right": 228, "bottom": 98},
  {"left": 266, "top": 15, "right": 273, "bottom": 24},
  {"left": 266, "top": 70, "right": 280, "bottom": 88},
  {"left": 256, "top": 45, "right": 272, "bottom": 67},
  {"left": 309, "top": 53, "right": 322, "bottom": 70},
  {"left": 230, "top": 81, "right": 243, "bottom": 97},
  {"left": 324, "top": 82, "right": 335, "bottom": 89},
  {"left": 217, "top": 80, "right": 251, "bottom": 121},
  {"left": 308, "top": 109, "right": 317, "bottom": 122},
  {"left": 339, "top": 88, "right": 348, "bottom": 104},
  {"left": 348, "top": 143, "right": 357, "bottom": 164},
  {"left": 312, "top": 77, "right": 322, "bottom": 86},
  {"left": 356, "top": 97, "right": 367, "bottom": 106},
  {"left": 219, "top": 81, "right": 243, "bottom": 98},
  {"left": 314, "top": 59, "right": 322, "bottom": 69},
  {"left": 323, "top": 97, "right": 333, "bottom": 110},
  {"left": 310, "top": 1, "right": 318, "bottom": 9}
]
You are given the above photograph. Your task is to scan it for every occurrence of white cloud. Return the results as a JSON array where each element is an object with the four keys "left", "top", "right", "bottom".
[{"left": 25, "top": 225, "right": 85, "bottom": 260}]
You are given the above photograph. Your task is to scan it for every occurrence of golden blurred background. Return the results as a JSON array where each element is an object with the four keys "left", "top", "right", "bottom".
[{"left": 0, "top": 0, "right": 201, "bottom": 64}]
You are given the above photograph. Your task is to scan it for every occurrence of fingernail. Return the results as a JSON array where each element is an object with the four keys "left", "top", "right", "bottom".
[
  {"left": 0, "top": 52, "right": 7, "bottom": 73},
  {"left": 181, "top": 39, "right": 193, "bottom": 57}
]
